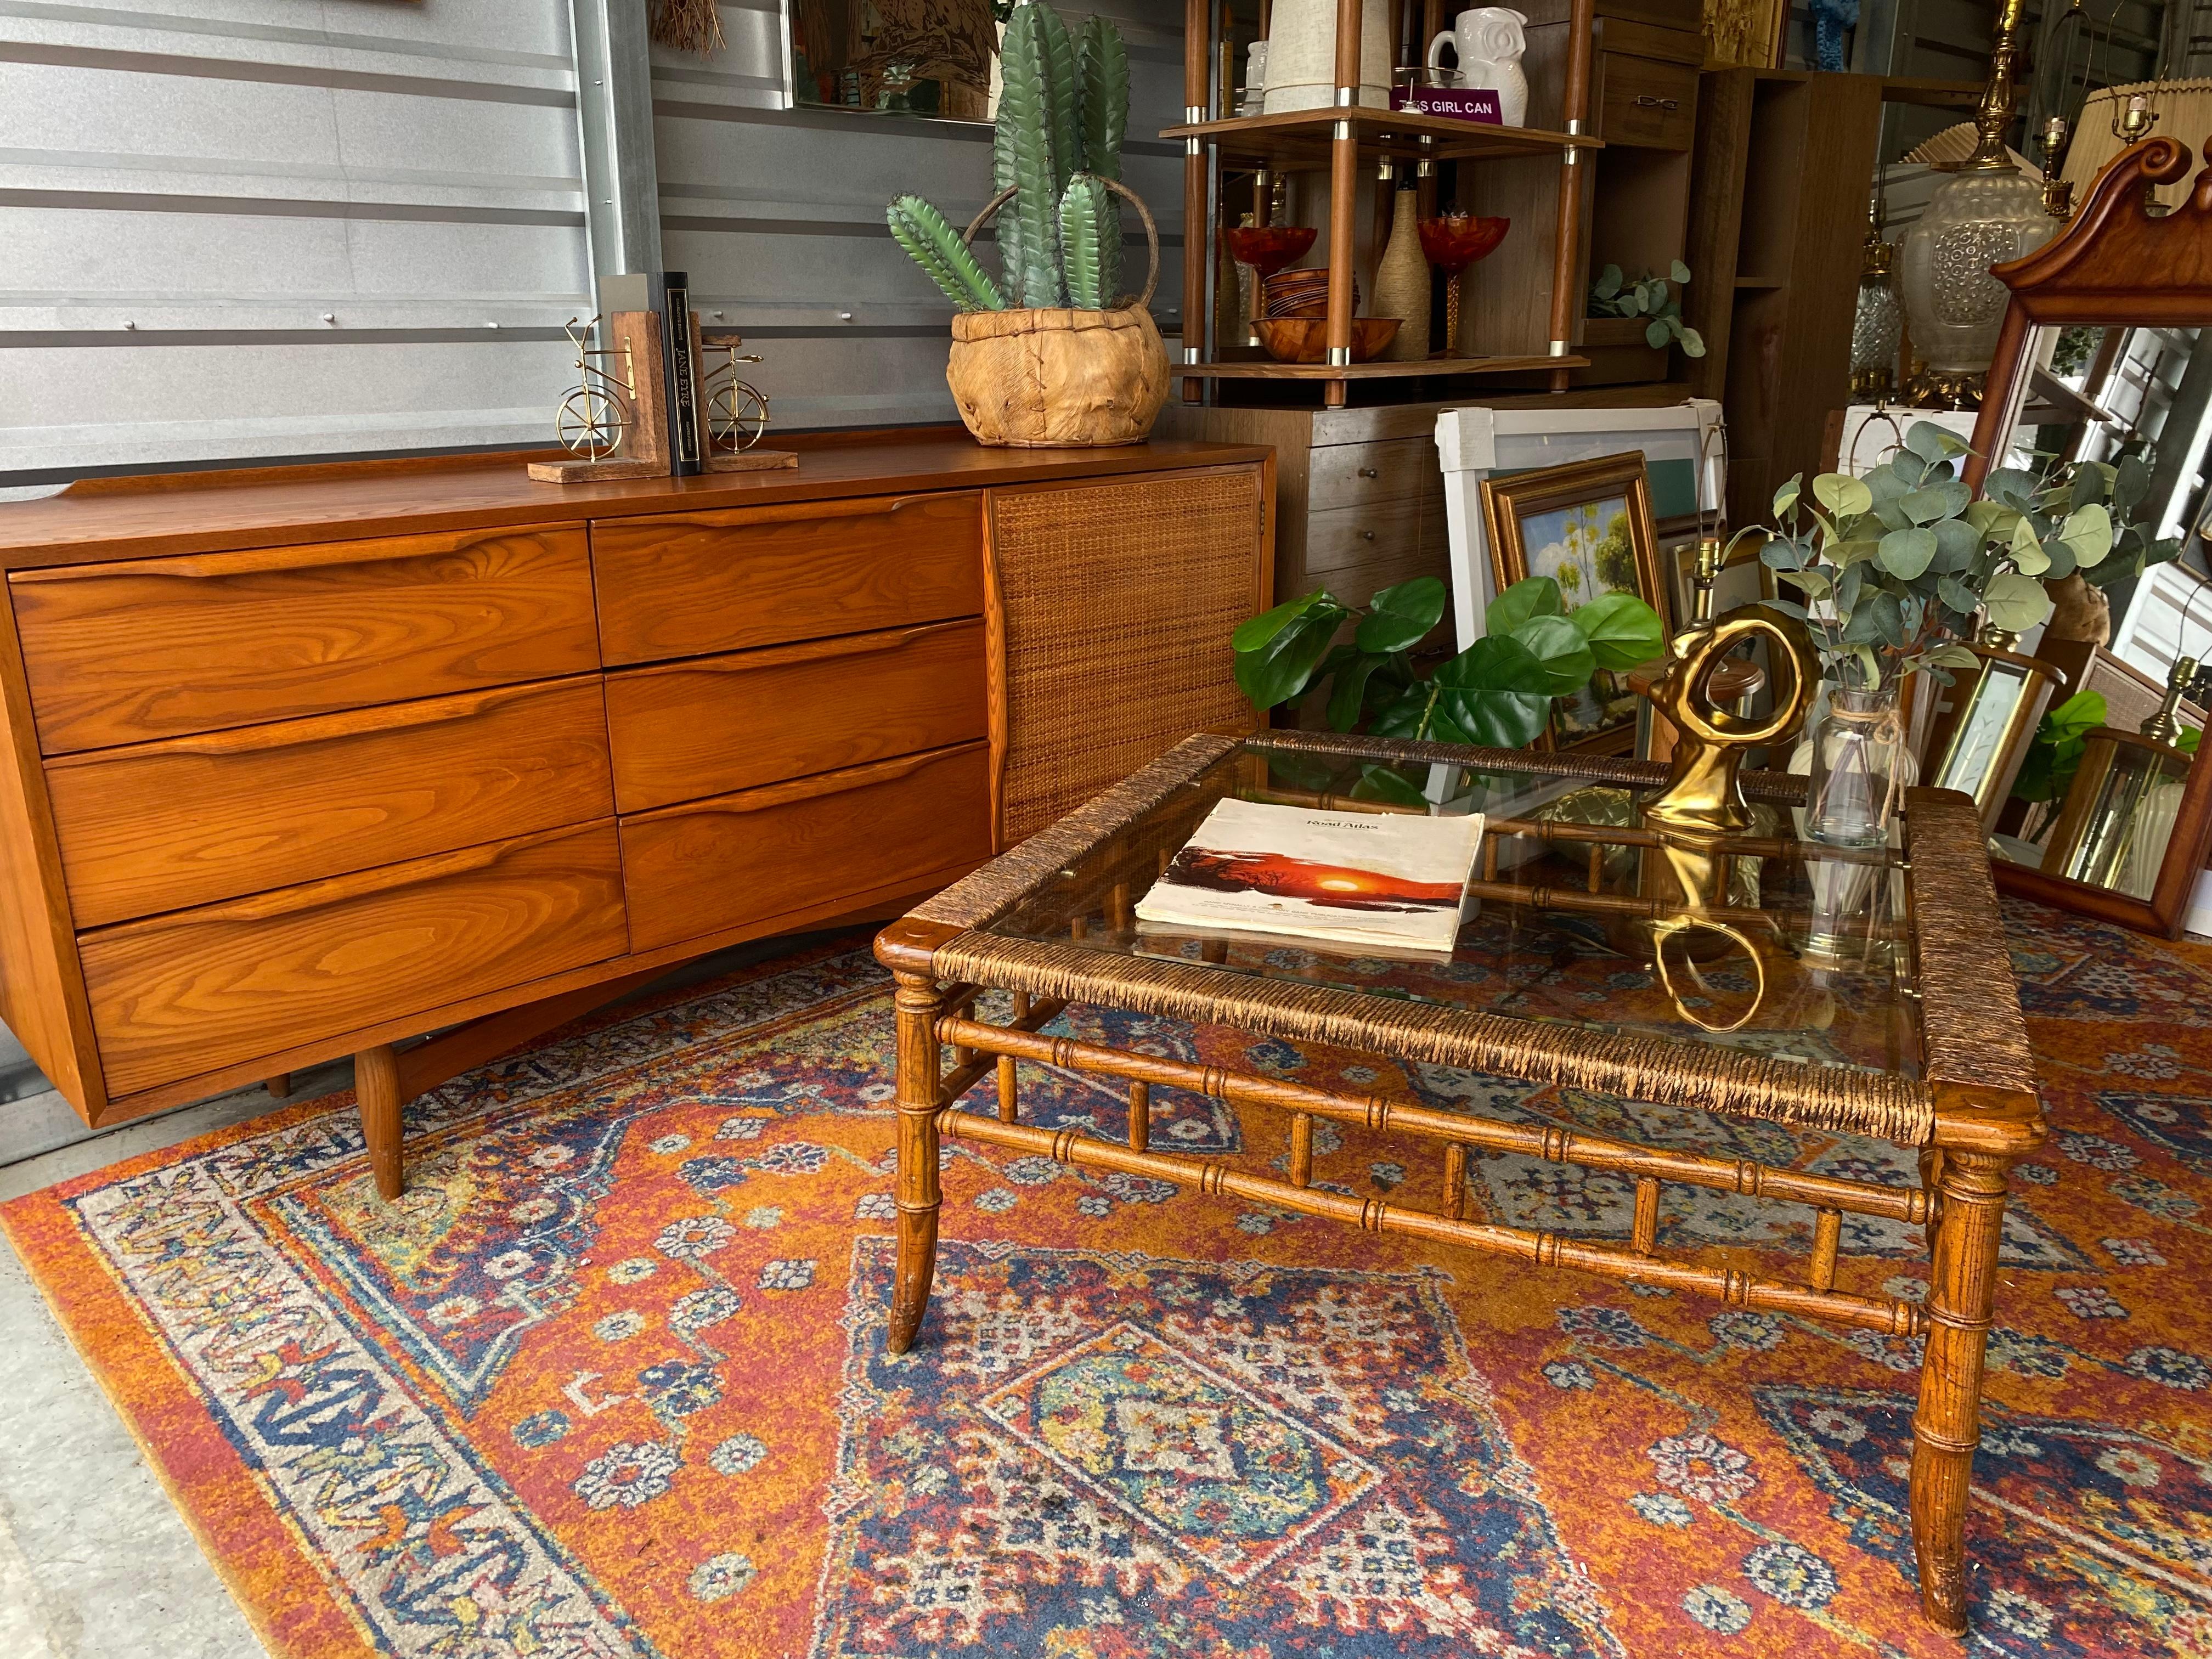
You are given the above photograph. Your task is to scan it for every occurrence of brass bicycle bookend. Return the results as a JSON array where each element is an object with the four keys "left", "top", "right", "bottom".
[{"left": 528, "top": 312, "right": 798, "bottom": 484}]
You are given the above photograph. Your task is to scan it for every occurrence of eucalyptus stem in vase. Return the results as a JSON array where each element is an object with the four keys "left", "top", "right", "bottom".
[{"left": 1752, "top": 420, "right": 2084, "bottom": 850}]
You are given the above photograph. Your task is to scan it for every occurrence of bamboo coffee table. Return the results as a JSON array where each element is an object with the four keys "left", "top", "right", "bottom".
[{"left": 874, "top": 730, "right": 2044, "bottom": 1636}]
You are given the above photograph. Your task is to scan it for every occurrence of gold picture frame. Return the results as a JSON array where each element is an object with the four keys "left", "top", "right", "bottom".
[
  {"left": 1479, "top": 452, "right": 1667, "bottom": 756},
  {"left": 1922, "top": 645, "right": 2061, "bottom": 832}
]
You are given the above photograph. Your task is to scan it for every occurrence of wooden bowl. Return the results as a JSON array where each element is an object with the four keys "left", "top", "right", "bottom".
[
  {"left": 1253, "top": 315, "right": 1401, "bottom": 364},
  {"left": 1261, "top": 270, "right": 1359, "bottom": 318}
]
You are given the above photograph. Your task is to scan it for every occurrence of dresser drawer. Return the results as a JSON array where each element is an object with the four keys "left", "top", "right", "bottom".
[
  {"left": 620, "top": 742, "right": 990, "bottom": 951},
  {"left": 591, "top": 493, "right": 984, "bottom": 666},
  {"left": 1307, "top": 438, "right": 1441, "bottom": 513},
  {"left": 1304, "top": 495, "right": 1445, "bottom": 577},
  {"left": 80, "top": 821, "right": 628, "bottom": 1098},
  {"left": 49, "top": 676, "right": 614, "bottom": 928},
  {"left": 11, "top": 524, "right": 599, "bottom": 755},
  {"left": 605, "top": 619, "right": 985, "bottom": 814},
  {"left": 1598, "top": 52, "right": 1695, "bottom": 150}
]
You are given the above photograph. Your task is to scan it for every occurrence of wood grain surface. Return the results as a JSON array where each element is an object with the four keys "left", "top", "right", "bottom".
[
  {"left": 0, "top": 436, "right": 1273, "bottom": 569},
  {"left": 591, "top": 492, "right": 985, "bottom": 665},
  {"left": 0, "top": 584, "right": 103, "bottom": 1109},
  {"left": 13, "top": 524, "right": 601, "bottom": 753},
  {"left": 48, "top": 675, "right": 615, "bottom": 928},
  {"left": 619, "top": 742, "right": 990, "bottom": 951},
  {"left": 80, "top": 821, "right": 628, "bottom": 1097},
  {"left": 604, "top": 619, "right": 986, "bottom": 812}
]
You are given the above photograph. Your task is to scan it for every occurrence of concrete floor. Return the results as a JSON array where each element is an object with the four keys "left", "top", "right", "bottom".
[{"left": 0, "top": 1071, "right": 322, "bottom": 1659}]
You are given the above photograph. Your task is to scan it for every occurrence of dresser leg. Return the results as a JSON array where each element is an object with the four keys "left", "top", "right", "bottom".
[
  {"left": 889, "top": 969, "right": 946, "bottom": 1354},
  {"left": 356, "top": 1043, "right": 404, "bottom": 1201},
  {"left": 264, "top": 1072, "right": 291, "bottom": 1099}
]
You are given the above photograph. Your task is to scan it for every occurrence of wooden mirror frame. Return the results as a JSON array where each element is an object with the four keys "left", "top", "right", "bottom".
[{"left": 1965, "top": 135, "right": 2212, "bottom": 937}]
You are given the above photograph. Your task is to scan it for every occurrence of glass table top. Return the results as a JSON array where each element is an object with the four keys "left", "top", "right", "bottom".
[{"left": 975, "top": 738, "right": 1925, "bottom": 1080}]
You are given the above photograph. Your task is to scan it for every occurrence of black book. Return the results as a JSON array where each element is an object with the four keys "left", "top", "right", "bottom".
[
  {"left": 659, "top": 272, "right": 703, "bottom": 476},
  {"left": 596, "top": 270, "right": 703, "bottom": 475}
]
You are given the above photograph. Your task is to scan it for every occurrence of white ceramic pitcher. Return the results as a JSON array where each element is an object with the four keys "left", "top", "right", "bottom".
[{"left": 1425, "top": 7, "right": 1528, "bottom": 127}]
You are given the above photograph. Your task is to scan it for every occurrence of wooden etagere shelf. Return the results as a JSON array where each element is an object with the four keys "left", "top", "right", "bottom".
[
  {"left": 1173, "top": 0, "right": 1599, "bottom": 409},
  {"left": 1161, "top": 107, "right": 1597, "bottom": 167},
  {"left": 1175, "top": 353, "right": 1587, "bottom": 380}
]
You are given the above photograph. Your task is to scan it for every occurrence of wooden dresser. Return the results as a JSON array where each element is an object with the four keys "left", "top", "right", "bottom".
[{"left": 0, "top": 433, "right": 1272, "bottom": 1192}]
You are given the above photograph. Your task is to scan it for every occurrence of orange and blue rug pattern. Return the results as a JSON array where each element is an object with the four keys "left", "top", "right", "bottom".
[{"left": 6, "top": 907, "right": 2212, "bottom": 1658}]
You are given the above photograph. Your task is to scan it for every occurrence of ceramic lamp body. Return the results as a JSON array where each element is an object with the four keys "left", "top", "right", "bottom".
[
  {"left": 1263, "top": 0, "right": 1393, "bottom": 112},
  {"left": 1899, "top": 167, "right": 2056, "bottom": 374}
]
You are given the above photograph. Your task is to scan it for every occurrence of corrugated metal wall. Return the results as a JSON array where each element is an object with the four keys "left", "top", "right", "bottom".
[
  {"left": 0, "top": 0, "right": 1192, "bottom": 476},
  {"left": 0, "top": 0, "right": 592, "bottom": 480},
  {"left": 650, "top": 0, "right": 1189, "bottom": 430}
]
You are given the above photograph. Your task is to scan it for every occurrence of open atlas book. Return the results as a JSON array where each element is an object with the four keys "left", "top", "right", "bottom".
[{"left": 1135, "top": 797, "right": 1487, "bottom": 957}]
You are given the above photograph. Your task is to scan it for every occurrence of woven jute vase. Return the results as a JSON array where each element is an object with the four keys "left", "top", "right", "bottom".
[{"left": 947, "top": 178, "right": 1170, "bottom": 448}]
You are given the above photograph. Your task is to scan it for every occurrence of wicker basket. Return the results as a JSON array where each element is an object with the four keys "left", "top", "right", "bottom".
[{"left": 947, "top": 179, "right": 1170, "bottom": 448}]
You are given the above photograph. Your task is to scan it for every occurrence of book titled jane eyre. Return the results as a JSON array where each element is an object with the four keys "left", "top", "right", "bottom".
[{"left": 1135, "top": 797, "right": 1486, "bottom": 956}]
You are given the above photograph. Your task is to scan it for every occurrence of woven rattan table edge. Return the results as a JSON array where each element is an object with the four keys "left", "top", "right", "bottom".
[
  {"left": 1901, "top": 786, "right": 2045, "bottom": 1146},
  {"left": 896, "top": 732, "right": 2054, "bottom": 1150}
]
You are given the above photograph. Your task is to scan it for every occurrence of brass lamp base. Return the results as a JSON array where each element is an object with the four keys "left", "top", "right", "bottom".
[{"left": 1904, "top": 368, "right": 1985, "bottom": 410}]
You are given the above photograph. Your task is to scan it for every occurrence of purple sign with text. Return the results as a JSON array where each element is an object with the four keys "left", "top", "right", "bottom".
[{"left": 1389, "top": 84, "right": 1503, "bottom": 124}]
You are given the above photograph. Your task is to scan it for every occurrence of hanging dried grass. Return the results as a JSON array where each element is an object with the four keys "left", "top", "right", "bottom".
[{"left": 651, "top": 0, "right": 726, "bottom": 55}]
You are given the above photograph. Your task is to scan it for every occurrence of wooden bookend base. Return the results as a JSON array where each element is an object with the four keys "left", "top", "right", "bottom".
[
  {"left": 706, "top": 449, "right": 800, "bottom": 473},
  {"left": 526, "top": 456, "right": 669, "bottom": 483}
]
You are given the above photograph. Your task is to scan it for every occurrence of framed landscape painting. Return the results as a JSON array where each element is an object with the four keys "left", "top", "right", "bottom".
[{"left": 1478, "top": 452, "right": 1666, "bottom": 754}]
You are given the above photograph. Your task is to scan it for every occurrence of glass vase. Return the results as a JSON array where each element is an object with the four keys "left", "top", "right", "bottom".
[{"left": 1802, "top": 678, "right": 1916, "bottom": 961}]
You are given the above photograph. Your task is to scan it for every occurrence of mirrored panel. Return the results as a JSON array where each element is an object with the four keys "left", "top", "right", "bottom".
[{"left": 788, "top": 0, "right": 998, "bottom": 117}]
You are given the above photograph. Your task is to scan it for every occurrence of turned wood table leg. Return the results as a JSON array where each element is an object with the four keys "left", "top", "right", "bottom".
[
  {"left": 889, "top": 970, "right": 947, "bottom": 1354},
  {"left": 1910, "top": 1149, "right": 2010, "bottom": 1635},
  {"left": 356, "top": 1044, "right": 404, "bottom": 1202}
]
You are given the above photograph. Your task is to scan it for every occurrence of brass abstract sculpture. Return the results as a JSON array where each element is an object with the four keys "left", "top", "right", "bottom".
[{"left": 1641, "top": 606, "right": 1816, "bottom": 840}]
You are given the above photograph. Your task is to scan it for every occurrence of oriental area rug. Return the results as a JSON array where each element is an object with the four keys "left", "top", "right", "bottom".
[{"left": 7, "top": 908, "right": 2212, "bottom": 1659}]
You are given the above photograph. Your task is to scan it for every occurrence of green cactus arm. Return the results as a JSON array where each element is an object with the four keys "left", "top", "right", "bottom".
[
  {"left": 887, "top": 196, "right": 1006, "bottom": 312},
  {"left": 1077, "top": 14, "right": 1128, "bottom": 299},
  {"left": 997, "top": 3, "right": 1066, "bottom": 307},
  {"left": 1078, "top": 13, "right": 1128, "bottom": 179},
  {"left": 990, "top": 118, "right": 1028, "bottom": 307},
  {"left": 1036, "top": 2, "right": 1082, "bottom": 193},
  {"left": 1059, "top": 174, "right": 1107, "bottom": 309}
]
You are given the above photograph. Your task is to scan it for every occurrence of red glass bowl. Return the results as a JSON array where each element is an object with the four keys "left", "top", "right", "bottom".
[
  {"left": 1224, "top": 225, "right": 1318, "bottom": 278},
  {"left": 1418, "top": 215, "right": 1510, "bottom": 272}
]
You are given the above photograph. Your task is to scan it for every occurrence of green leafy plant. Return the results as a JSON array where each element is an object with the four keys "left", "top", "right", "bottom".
[
  {"left": 2010, "top": 689, "right": 2106, "bottom": 807},
  {"left": 1589, "top": 261, "right": 1705, "bottom": 357},
  {"left": 1231, "top": 574, "right": 1666, "bottom": 798},
  {"left": 887, "top": 2, "right": 1128, "bottom": 312},
  {"left": 1756, "top": 420, "right": 2080, "bottom": 690}
]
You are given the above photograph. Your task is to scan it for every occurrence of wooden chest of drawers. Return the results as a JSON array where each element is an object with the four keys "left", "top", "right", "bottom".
[{"left": 0, "top": 434, "right": 1271, "bottom": 1192}]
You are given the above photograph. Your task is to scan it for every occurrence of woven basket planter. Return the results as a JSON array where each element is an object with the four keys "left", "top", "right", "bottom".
[{"left": 946, "top": 179, "right": 1170, "bottom": 448}]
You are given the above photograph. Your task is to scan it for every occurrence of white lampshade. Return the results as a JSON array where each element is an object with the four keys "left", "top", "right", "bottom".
[{"left": 2062, "top": 81, "right": 2212, "bottom": 211}]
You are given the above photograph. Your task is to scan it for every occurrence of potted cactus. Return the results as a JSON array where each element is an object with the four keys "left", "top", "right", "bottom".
[{"left": 887, "top": 1, "right": 1169, "bottom": 446}]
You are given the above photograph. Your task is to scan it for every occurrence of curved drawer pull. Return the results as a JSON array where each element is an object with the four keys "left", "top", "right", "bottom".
[
  {"left": 55, "top": 679, "right": 574, "bottom": 763},
  {"left": 1632, "top": 94, "right": 1680, "bottom": 110},
  {"left": 635, "top": 620, "right": 969, "bottom": 680},
  {"left": 10, "top": 524, "right": 585, "bottom": 585},
  {"left": 98, "top": 823, "right": 597, "bottom": 934}
]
